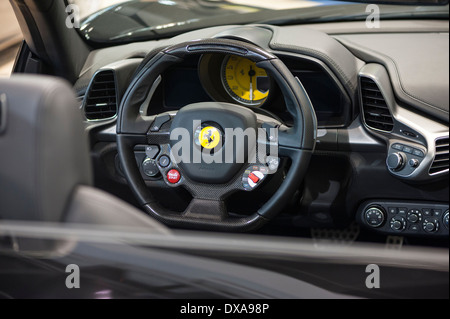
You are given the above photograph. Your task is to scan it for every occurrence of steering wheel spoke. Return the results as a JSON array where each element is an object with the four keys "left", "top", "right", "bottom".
[
  {"left": 118, "top": 133, "right": 149, "bottom": 149},
  {"left": 184, "top": 198, "right": 228, "bottom": 221},
  {"left": 160, "top": 155, "right": 247, "bottom": 197}
]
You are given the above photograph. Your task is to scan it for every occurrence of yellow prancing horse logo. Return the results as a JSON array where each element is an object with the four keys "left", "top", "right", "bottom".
[{"left": 199, "top": 126, "right": 221, "bottom": 149}]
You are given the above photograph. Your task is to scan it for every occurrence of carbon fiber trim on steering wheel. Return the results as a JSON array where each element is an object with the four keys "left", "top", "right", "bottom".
[{"left": 144, "top": 201, "right": 268, "bottom": 232}]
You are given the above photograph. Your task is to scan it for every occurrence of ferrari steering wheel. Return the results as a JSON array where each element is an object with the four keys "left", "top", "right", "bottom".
[{"left": 117, "top": 39, "right": 316, "bottom": 231}]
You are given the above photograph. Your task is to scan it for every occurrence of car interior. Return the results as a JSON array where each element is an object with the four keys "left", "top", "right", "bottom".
[{"left": 0, "top": 0, "right": 448, "bottom": 299}]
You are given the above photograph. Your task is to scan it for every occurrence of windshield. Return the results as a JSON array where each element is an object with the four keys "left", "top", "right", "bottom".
[{"left": 66, "top": 0, "right": 449, "bottom": 44}]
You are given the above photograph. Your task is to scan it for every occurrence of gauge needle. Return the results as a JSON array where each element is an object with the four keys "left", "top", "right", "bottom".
[{"left": 249, "top": 66, "right": 256, "bottom": 103}]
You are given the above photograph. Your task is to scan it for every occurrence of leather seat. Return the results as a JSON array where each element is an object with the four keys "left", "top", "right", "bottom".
[{"left": 0, "top": 75, "right": 169, "bottom": 234}]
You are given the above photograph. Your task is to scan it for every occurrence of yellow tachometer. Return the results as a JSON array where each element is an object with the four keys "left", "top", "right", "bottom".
[{"left": 221, "top": 55, "right": 270, "bottom": 106}]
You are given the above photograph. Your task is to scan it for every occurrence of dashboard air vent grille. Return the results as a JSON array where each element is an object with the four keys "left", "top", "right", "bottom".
[
  {"left": 84, "top": 70, "right": 117, "bottom": 120},
  {"left": 360, "top": 77, "right": 394, "bottom": 132},
  {"left": 430, "top": 137, "right": 449, "bottom": 175}
]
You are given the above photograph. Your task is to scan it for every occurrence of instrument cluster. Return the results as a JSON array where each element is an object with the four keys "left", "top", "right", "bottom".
[{"left": 198, "top": 54, "right": 273, "bottom": 108}]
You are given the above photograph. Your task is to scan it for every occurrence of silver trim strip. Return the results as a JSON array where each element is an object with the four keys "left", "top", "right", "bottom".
[{"left": 359, "top": 63, "right": 449, "bottom": 181}]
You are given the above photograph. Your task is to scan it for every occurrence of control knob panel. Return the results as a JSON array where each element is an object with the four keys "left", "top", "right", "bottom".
[{"left": 358, "top": 200, "right": 448, "bottom": 237}]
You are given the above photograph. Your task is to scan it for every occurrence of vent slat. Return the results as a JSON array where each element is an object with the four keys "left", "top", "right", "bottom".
[
  {"left": 86, "top": 97, "right": 117, "bottom": 102},
  {"left": 436, "top": 150, "right": 449, "bottom": 156},
  {"left": 430, "top": 162, "right": 449, "bottom": 170},
  {"left": 361, "top": 78, "right": 377, "bottom": 84},
  {"left": 84, "top": 70, "right": 117, "bottom": 120},
  {"left": 93, "top": 80, "right": 115, "bottom": 84},
  {"left": 364, "top": 118, "right": 393, "bottom": 126},
  {"left": 362, "top": 94, "right": 385, "bottom": 101},
  {"left": 432, "top": 159, "right": 449, "bottom": 164},
  {"left": 360, "top": 77, "right": 393, "bottom": 132},
  {"left": 363, "top": 102, "right": 389, "bottom": 109},
  {"left": 430, "top": 137, "right": 449, "bottom": 175},
  {"left": 362, "top": 87, "right": 381, "bottom": 93},
  {"left": 85, "top": 111, "right": 117, "bottom": 115},
  {"left": 365, "top": 112, "right": 392, "bottom": 118},
  {"left": 90, "top": 88, "right": 116, "bottom": 92}
]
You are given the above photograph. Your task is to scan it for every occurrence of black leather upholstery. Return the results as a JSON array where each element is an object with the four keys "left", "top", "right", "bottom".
[
  {"left": 0, "top": 75, "right": 169, "bottom": 233},
  {"left": 0, "top": 75, "right": 92, "bottom": 222}
]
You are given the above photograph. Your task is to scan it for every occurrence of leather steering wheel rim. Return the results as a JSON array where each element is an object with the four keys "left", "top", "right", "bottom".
[{"left": 117, "top": 38, "right": 316, "bottom": 231}]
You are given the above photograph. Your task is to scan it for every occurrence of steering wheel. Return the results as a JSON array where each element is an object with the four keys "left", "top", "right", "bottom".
[{"left": 117, "top": 39, "right": 316, "bottom": 232}]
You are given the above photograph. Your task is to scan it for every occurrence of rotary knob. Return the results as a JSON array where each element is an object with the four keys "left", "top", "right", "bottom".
[
  {"left": 423, "top": 218, "right": 439, "bottom": 233},
  {"left": 407, "top": 209, "right": 422, "bottom": 223},
  {"left": 364, "top": 207, "right": 386, "bottom": 228},
  {"left": 408, "top": 158, "right": 420, "bottom": 168},
  {"left": 142, "top": 158, "right": 159, "bottom": 177},
  {"left": 390, "top": 216, "right": 406, "bottom": 232},
  {"left": 387, "top": 152, "right": 406, "bottom": 171}
]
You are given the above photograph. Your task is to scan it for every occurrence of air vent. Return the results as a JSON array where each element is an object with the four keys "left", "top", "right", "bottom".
[
  {"left": 430, "top": 137, "right": 449, "bottom": 175},
  {"left": 360, "top": 77, "right": 394, "bottom": 132},
  {"left": 84, "top": 70, "right": 117, "bottom": 120}
]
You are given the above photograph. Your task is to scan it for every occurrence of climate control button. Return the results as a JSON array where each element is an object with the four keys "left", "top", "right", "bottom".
[
  {"left": 390, "top": 216, "right": 406, "bottom": 232},
  {"left": 423, "top": 218, "right": 439, "bottom": 233},
  {"left": 407, "top": 209, "right": 422, "bottom": 223}
]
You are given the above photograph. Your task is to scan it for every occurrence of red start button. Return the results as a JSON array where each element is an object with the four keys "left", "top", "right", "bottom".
[{"left": 167, "top": 169, "right": 181, "bottom": 184}]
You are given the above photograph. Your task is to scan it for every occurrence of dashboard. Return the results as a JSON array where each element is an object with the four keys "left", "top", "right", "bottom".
[{"left": 76, "top": 21, "right": 449, "bottom": 243}]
